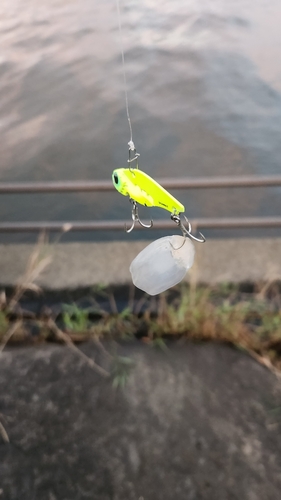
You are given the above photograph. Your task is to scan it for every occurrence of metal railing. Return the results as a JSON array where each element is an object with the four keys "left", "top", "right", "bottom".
[{"left": 0, "top": 175, "right": 281, "bottom": 232}]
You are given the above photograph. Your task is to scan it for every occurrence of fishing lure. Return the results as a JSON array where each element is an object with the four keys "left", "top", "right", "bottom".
[
  {"left": 113, "top": 0, "right": 205, "bottom": 245},
  {"left": 112, "top": 163, "right": 205, "bottom": 243}
]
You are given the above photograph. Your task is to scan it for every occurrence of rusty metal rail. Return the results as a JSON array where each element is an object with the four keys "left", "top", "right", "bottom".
[
  {"left": 0, "top": 217, "right": 281, "bottom": 232},
  {"left": 0, "top": 175, "right": 280, "bottom": 232},
  {"left": 0, "top": 175, "right": 281, "bottom": 193}
]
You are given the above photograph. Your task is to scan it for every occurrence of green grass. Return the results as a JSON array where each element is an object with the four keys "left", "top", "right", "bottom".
[{"left": 2, "top": 281, "right": 281, "bottom": 373}]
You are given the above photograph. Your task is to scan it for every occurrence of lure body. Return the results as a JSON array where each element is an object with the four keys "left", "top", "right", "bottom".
[{"left": 112, "top": 168, "right": 185, "bottom": 215}]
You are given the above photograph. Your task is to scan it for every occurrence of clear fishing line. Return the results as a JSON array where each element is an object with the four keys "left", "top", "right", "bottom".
[{"left": 115, "top": 0, "right": 134, "bottom": 149}]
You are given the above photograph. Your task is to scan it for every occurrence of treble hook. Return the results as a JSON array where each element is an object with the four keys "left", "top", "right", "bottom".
[
  {"left": 171, "top": 214, "right": 206, "bottom": 246},
  {"left": 125, "top": 199, "right": 153, "bottom": 233}
]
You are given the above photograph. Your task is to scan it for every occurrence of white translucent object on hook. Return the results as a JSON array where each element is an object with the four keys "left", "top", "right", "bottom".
[{"left": 130, "top": 235, "right": 195, "bottom": 296}]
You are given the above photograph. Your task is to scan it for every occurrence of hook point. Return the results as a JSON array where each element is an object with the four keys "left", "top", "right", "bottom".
[{"left": 171, "top": 214, "right": 206, "bottom": 243}]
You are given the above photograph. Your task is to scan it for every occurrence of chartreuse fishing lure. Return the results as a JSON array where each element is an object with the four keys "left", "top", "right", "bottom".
[
  {"left": 113, "top": 0, "right": 205, "bottom": 245},
  {"left": 112, "top": 157, "right": 205, "bottom": 243}
]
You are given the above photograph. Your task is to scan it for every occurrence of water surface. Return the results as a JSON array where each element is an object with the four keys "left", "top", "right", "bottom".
[{"left": 0, "top": 0, "right": 281, "bottom": 241}]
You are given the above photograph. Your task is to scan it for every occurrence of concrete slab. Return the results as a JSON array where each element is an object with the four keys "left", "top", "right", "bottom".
[
  {"left": 0, "top": 238, "right": 280, "bottom": 289},
  {"left": 0, "top": 341, "right": 281, "bottom": 500},
  {"left": 0, "top": 241, "right": 144, "bottom": 289}
]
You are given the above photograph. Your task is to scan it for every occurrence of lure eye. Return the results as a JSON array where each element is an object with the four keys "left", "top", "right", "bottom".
[{"left": 113, "top": 173, "right": 119, "bottom": 185}]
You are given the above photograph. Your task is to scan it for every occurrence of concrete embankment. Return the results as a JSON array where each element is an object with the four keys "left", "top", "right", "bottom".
[
  {"left": 1, "top": 341, "right": 281, "bottom": 500},
  {"left": 1, "top": 241, "right": 281, "bottom": 500},
  {"left": 0, "top": 238, "right": 280, "bottom": 289}
]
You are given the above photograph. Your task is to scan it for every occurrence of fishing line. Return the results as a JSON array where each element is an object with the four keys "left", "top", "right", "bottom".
[{"left": 115, "top": 0, "right": 135, "bottom": 151}]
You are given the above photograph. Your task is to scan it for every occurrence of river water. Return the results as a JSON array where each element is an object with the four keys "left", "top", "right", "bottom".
[{"left": 0, "top": 0, "right": 281, "bottom": 242}]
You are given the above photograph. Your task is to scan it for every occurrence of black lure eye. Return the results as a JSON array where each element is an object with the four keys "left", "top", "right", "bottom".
[{"left": 114, "top": 173, "right": 119, "bottom": 185}]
